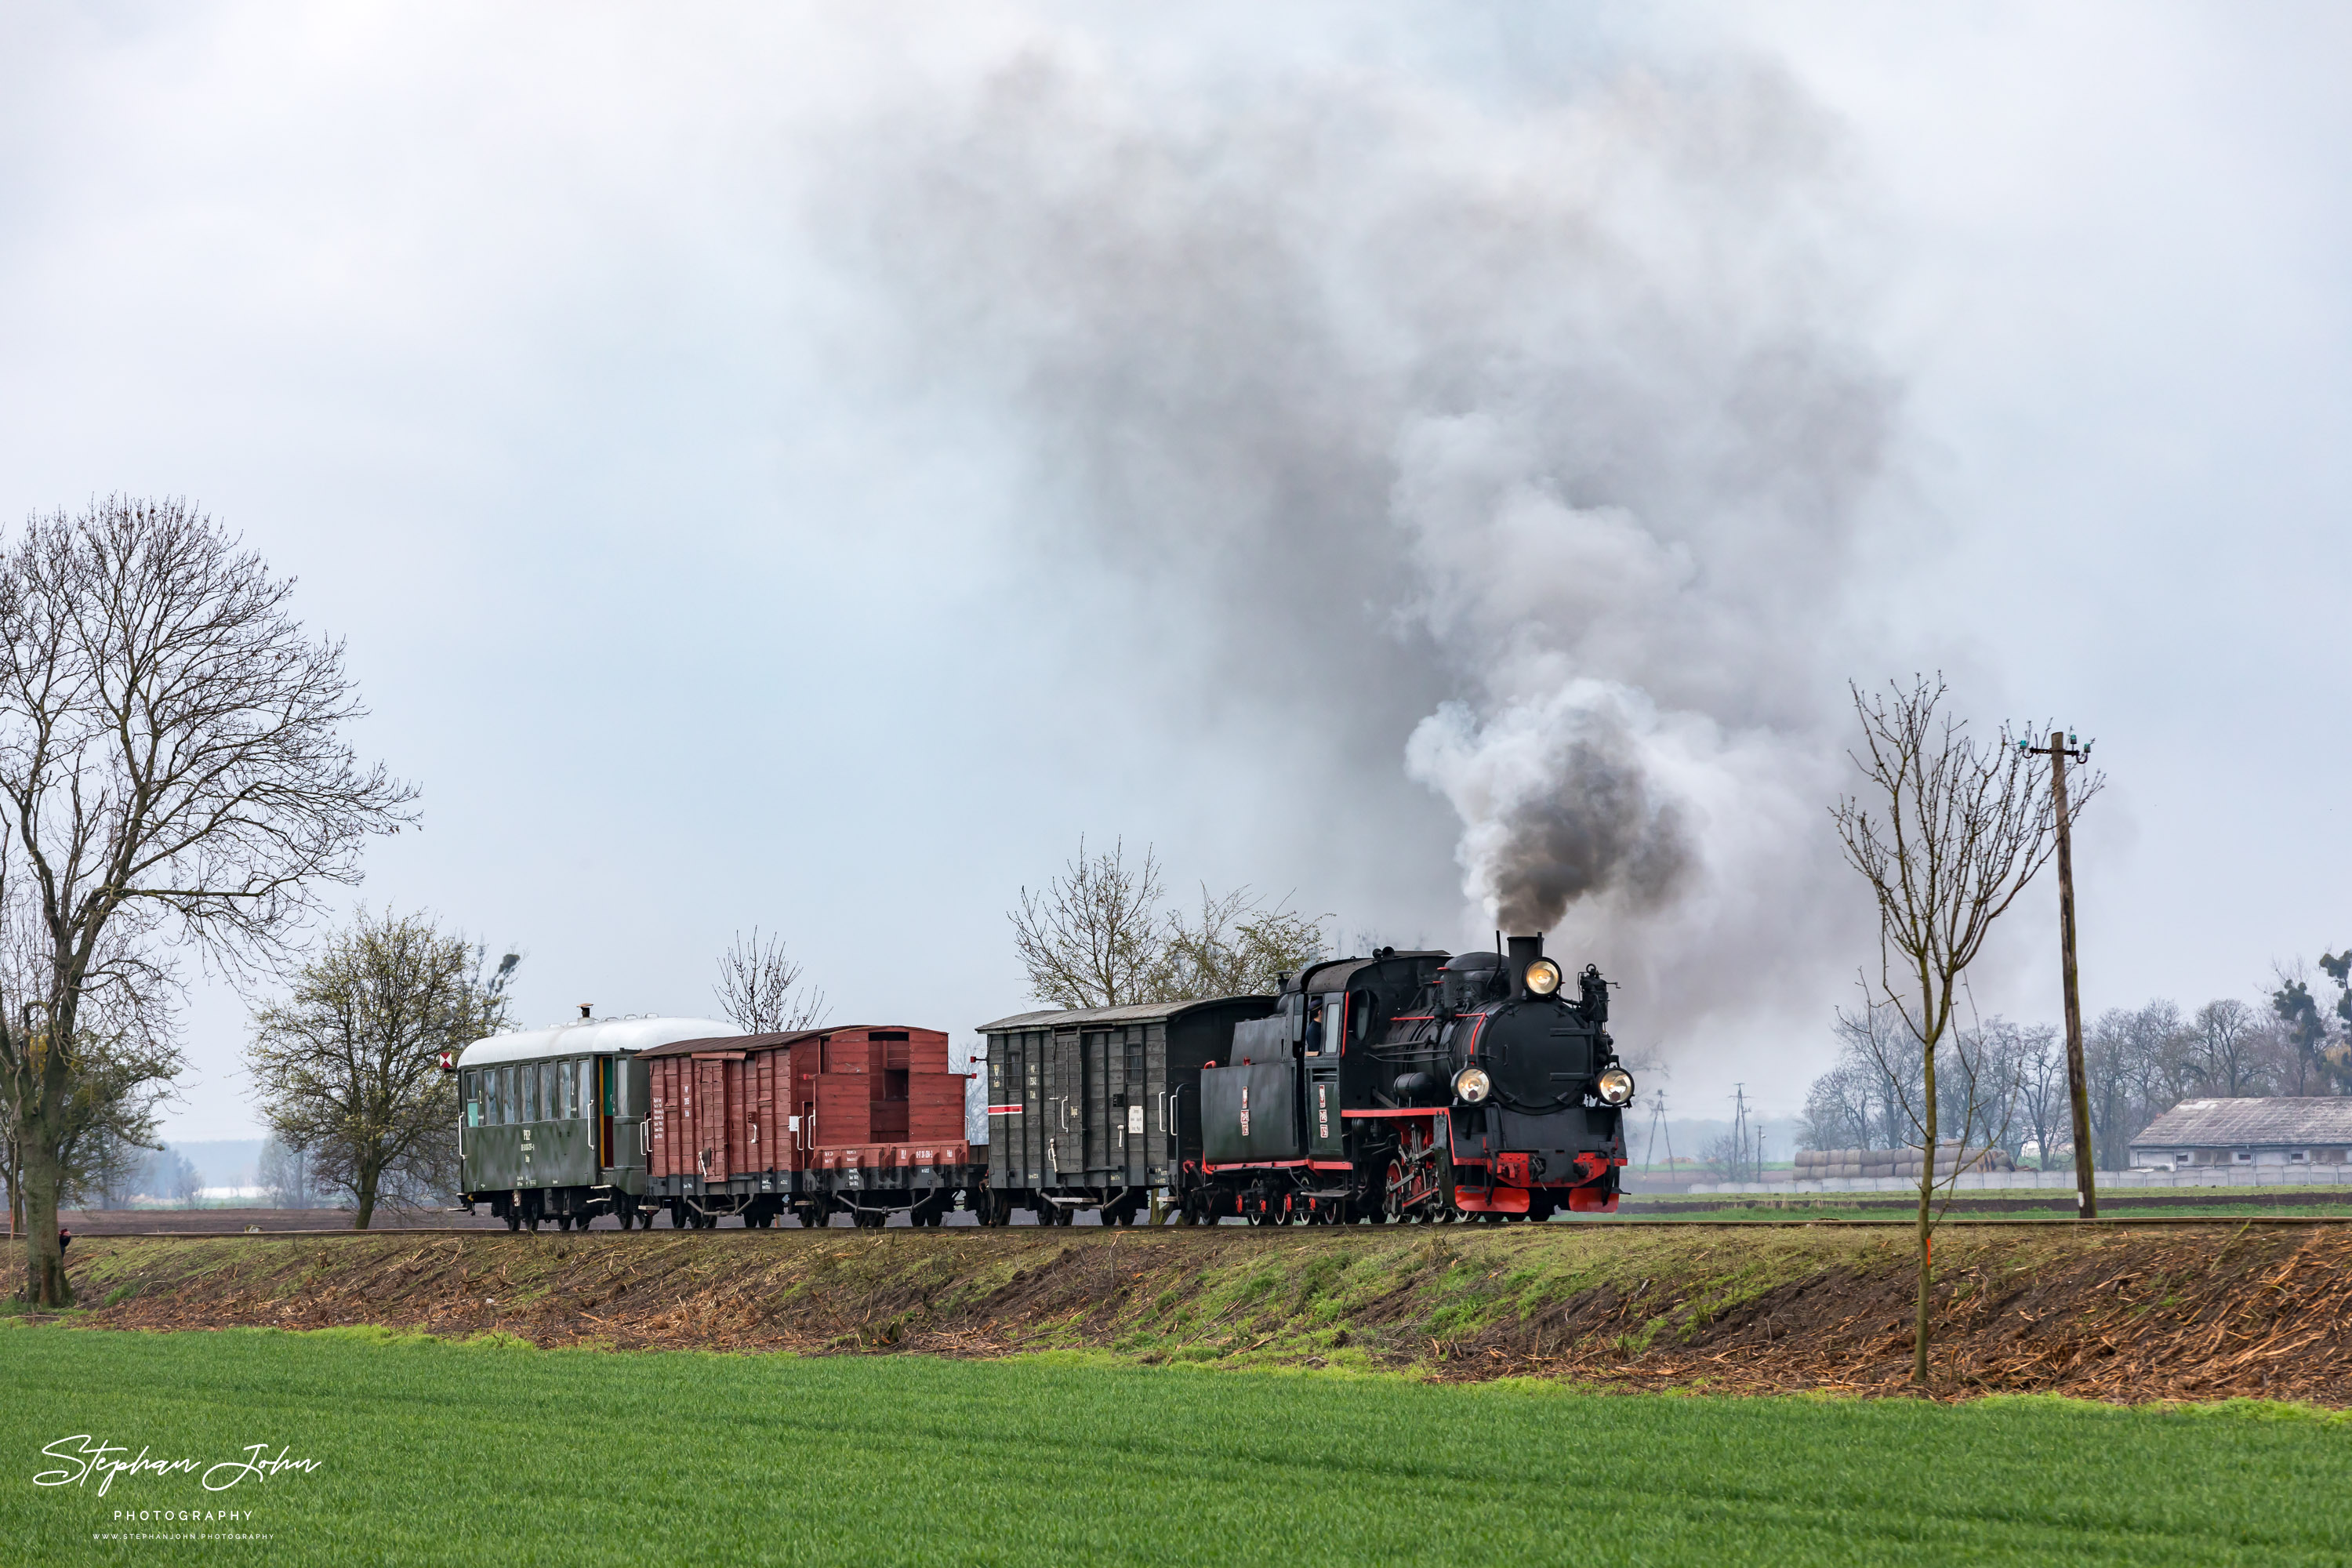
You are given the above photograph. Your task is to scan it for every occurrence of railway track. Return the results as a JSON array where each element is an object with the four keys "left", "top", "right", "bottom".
[{"left": 57, "top": 1212, "right": 2352, "bottom": 1239}]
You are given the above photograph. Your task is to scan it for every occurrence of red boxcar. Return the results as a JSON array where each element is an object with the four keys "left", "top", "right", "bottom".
[{"left": 640, "top": 1025, "right": 976, "bottom": 1228}]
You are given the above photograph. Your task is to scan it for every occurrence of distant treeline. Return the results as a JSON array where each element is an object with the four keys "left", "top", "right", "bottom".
[{"left": 1800, "top": 959, "right": 2352, "bottom": 1170}]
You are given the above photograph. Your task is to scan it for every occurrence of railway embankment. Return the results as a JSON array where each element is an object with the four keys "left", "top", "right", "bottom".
[{"left": 53, "top": 1221, "right": 2352, "bottom": 1404}]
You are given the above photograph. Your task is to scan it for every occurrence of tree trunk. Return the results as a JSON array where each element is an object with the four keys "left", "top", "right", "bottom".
[
  {"left": 353, "top": 1160, "right": 377, "bottom": 1230},
  {"left": 1914, "top": 1037, "right": 1938, "bottom": 1385},
  {"left": 20, "top": 1128, "right": 67, "bottom": 1305}
]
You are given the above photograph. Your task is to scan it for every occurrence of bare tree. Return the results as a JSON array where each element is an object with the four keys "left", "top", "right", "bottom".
[
  {"left": 714, "top": 927, "right": 828, "bottom": 1033},
  {"left": 249, "top": 909, "right": 510, "bottom": 1229},
  {"left": 1832, "top": 676, "right": 2093, "bottom": 1385},
  {"left": 1152, "top": 884, "right": 1328, "bottom": 1001},
  {"left": 1011, "top": 837, "right": 1167, "bottom": 1009},
  {"left": 256, "top": 1134, "right": 314, "bottom": 1210},
  {"left": 0, "top": 499, "right": 416, "bottom": 1298},
  {"left": 2002, "top": 1022, "right": 2071, "bottom": 1169},
  {"left": 2267, "top": 963, "right": 2347, "bottom": 1095}
]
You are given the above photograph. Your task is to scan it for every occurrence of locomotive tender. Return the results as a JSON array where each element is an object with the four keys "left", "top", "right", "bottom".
[{"left": 979, "top": 934, "right": 1633, "bottom": 1225}]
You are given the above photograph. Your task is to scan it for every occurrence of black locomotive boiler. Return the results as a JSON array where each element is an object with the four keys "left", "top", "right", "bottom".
[{"left": 977, "top": 934, "right": 1633, "bottom": 1225}]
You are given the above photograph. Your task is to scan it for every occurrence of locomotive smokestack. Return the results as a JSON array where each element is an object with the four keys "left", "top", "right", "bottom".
[{"left": 1507, "top": 934, "right": 1544, "bottom": 1000}]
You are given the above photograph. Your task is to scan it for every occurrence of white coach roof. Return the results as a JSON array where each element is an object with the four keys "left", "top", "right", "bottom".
[{"left": 456, "top": 1016, "right": 735, "bottom": 1069}]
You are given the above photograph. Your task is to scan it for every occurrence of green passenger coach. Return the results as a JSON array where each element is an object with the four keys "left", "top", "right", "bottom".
[{"left": 455, "top": 1014, "right": 733, "bottom": 1231}]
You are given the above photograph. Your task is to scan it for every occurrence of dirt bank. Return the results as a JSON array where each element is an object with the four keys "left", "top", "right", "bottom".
[{"left": 56, "top": 1222, "right": 2352, "bottom": 1403}]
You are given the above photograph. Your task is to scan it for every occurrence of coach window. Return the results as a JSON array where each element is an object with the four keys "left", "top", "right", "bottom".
[
  {"left": 501, "top": 1065, "right": 517, "bottom": 1125},
  {"left": 578, "top": 1058, "right": 593, "bottom": 1119},
  {"left": 466, "top": 1073, "right": 482, "bottom": 1129}
]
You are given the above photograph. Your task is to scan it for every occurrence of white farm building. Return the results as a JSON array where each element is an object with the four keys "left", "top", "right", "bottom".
[{"left": 2129, "top": 1098, "right": 2352, "bottom": 1172}]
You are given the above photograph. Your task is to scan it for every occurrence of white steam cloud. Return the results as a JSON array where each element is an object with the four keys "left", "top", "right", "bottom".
[{"left": 833, "top": 44, "right": 1893, "bottom": 1058}]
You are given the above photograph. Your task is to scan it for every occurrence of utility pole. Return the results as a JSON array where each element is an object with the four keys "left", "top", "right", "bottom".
[
  {"left": 1730, "top": 1084, "right": 1751, "bottom": 1185},
  {"left": 2024, "top": 728, "right": 2096, "bottom": 1218}
]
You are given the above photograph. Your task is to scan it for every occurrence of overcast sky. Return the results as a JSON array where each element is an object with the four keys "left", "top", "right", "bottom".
[{"left": 1, "top": 3, "right": 2344, "bottom": 1142}]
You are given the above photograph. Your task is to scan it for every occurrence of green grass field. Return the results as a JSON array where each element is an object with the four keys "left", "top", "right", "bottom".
[{"left": 7, "top": 1323, "right": 2349, "bottom": 1566}]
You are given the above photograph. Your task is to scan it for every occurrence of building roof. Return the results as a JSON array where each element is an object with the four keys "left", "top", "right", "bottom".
[
  {"left": 456, "top": 1016, "right": 735, "bottom": 1069},
  {"left": 978, "top": 995, "right": 1270, "bottom": 1033},
  {"left": 2132, "top": 1098, "right": 2352, "bottom": 1148}
]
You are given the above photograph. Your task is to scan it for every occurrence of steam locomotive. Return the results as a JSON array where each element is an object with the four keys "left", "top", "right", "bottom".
[{"left": 977, "top": 933, "right": 1632, "bottom": 1225}]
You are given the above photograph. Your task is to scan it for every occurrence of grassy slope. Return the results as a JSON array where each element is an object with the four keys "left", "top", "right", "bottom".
[
  {"left": 60, "top": 1223, "right": 2352, "bottom": 1403},
  {"left": 6, "top": 1324, "right": 2350, "bottom": 1567}
]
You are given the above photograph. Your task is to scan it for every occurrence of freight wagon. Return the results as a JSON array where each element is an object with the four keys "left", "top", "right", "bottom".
[
  {"left": 975, "top": 995, "right": 1277, "bottom": 1225},
  {"left": 640, "top": 1025, "right": 979, "bottom": 1228}
]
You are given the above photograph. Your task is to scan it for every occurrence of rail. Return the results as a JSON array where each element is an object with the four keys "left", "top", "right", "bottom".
[{"left": 53, "top": 1212, "right": 2352, "bottom": 1240}]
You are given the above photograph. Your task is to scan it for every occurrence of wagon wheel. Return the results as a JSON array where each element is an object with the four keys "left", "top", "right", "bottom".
[{"left": 504, "top": 1210, "right": 520, "bottom": 1232}]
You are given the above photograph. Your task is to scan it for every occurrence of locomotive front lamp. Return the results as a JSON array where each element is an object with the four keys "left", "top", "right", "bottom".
[
  {"left": 1452, "top": 1066, "right": 1493, "bottom": 1104},
  {"left": 1524, "top": 958, "right": 1563, "bottom": 996},
  {"left": 1596, "top": 1066, "right": 1635, "bottom": 1105}
]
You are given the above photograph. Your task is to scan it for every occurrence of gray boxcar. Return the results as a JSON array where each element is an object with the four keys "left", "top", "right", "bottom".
[{"left": 976, "top": 995, "right": 1276, "bottom": 1225}]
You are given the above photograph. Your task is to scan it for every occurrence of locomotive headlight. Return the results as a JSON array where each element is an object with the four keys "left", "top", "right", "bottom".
[
  {"left": 1524, "top": 958, "right": 1563, "bottom": 996},
  {"left": 1596, "top": 1065, "right": 1635, "bottom": 1105},
  {"left": 1452, "top": 1066, "right": 1493, "bottom": 1105}
]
